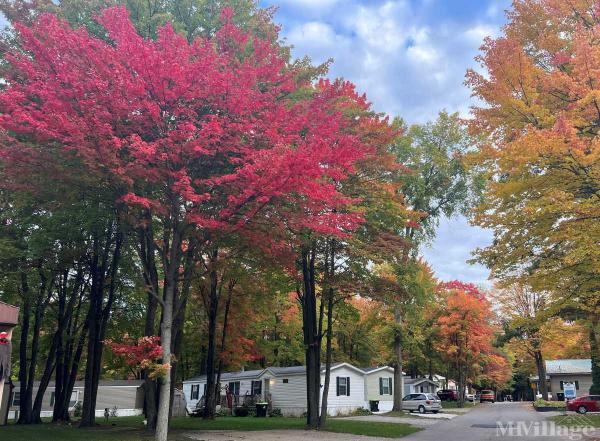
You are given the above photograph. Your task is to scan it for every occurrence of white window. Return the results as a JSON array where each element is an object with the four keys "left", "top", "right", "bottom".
[{"left": 11, "top": 391, "right": 21, "bottom": 406}]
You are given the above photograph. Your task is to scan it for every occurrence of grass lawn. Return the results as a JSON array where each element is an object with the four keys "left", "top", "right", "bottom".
[
  {"left": 439, "top": 401, "right": 477, "bottom": 409},
  {"left": 549, "top": 414, "right": 600, "bottom": 427},
  {"left": 0, "top": 415, "right": 420, "bottom": 440}
]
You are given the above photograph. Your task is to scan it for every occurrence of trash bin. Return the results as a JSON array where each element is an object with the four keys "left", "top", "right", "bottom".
[
  {"left": 369, "top": 400, "right": 379, "bottom": 412},
  {"left": 256, "top": 403, "right": 268, "bottom": 417},
  {"left": 556, "top": 392, "right": 564, "bottom": 401}
]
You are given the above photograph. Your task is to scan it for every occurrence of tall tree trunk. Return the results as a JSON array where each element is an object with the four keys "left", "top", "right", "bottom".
[
  {"left": 17, "top": 277, "right": 31, "bottom": 425},
  {"left": 20, "top": 274, "right": 52, "bottom": 424},
  {"left": 53, "top": 270, "right": 85, "bottom": 423},
  {"left": 299, "top": 246, "right": 320, "bottom": 429},
  {"left": 80, "top": 233, "right": 103, "bottom": 427},
  {"left": 215, "top": 280, "right": 234, "bottom": 413},
  {"left": 155, "top": 213, "right": 183, "bottom": 441},
  {"left": 203, "top": 249, "right": 220, "bottom": 420},
  {"left": 80, "top": 227, "right": 122, "bottom": 427},
  {"left": 392, "top": 305, "right": 404, "bottom": 411},
  {"left": 457, "top": 361, "right": 466, "bottom": 408},
  {"left": 533, "top": 349, "right": 548, "bottom": 400},
  {"left": 319, "top": 286, "right": 334, "bottom": 428},
  {"left": 589, "top": 316, "right": 600, "bottom": 395},
  {"left": 139, "top": 218, "right": 160, "bottom": 431},
  {"left": 31, "top": 331, "right": 58, "bottom": 423}
]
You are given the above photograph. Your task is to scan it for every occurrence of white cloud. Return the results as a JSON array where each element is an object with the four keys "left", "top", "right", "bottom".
[{"left": 269, "top": 0, "right": 510, "bottom": 284}]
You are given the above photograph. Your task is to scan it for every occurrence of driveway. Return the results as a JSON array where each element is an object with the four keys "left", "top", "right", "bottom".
[
  {"left": 402, "top": 401, "right": 598, "bottom": 441},
  {"left": 184, "top": 403, "right": 599, "bottom": 441}
]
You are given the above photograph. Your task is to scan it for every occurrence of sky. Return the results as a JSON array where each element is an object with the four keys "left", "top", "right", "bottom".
[
  {"left": 261, "top": 0, "right": 512, "bottom": 286},
  {"left": 0, "top": 0, "right": 510, "bottom": 286}
]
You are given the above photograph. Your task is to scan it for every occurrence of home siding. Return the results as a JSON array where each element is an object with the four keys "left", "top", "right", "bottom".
[
  {"left": 365, "top": 373, "right": 394, "bottom": 401},
  {"left": 6, "top": 385, "right": 142, "bottom": 419},
  {"left": 550, "top": 374, "right": 593, "bottom": 397},
  {"left": 183, "top": 378, "right": 256, "bottom": 412},
  {"left": 264, "top": 373, "right": 307, "bottom": 416},
  {"left": 322, "top": 366, "right": 366, "bottom": 416},
  {"left": 365, "top": 372, "right": 393, "bottom": 412}
]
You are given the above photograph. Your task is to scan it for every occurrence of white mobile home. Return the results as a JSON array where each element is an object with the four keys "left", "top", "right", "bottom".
[
  {"left": 362, "top": 366, "right": 394, "bottom": 412},
  {"left": 2, "top": 380, "right": 187, "bottom": 420},
  {"left": 184, "top": 362, "right": 367, "bottom": 416},
  {"left": 403, "top": 378, "right": 439, "bottom": 395}
]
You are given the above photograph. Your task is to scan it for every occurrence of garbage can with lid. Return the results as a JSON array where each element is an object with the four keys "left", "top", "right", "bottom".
[
  {"left": 369, "top": 400, "right": 379, "bottom": 412},
  {"left": 255, "top": 403, "right": 268, "bottom": 417}
]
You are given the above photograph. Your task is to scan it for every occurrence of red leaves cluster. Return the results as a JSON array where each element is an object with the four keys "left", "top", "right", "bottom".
[
  {"left": 105, "top": 336, "right": 163, "bottom": 367},
  {"left": 0, "top": 7, "right": 390, "bottom": 255}
]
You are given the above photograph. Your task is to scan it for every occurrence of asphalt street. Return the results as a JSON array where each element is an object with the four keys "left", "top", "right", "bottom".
[{"left": 403, "top": 401, "right": 597, "bottom": 441}]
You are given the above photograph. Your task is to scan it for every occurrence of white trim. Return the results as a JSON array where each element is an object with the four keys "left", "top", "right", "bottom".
[{"left": 364, "top": 366, "right": 394, "bottom": 375}]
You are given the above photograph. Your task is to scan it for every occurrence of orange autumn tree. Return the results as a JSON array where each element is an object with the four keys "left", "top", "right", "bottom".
[
  {"left": 467, "top": 0, "right": 600, "bottom": 394},
  {"left": 434, "top": 282, "right": 496, "bottom": 406}
]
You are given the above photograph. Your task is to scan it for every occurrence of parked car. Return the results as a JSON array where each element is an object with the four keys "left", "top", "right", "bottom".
[
  {"left": 480, "top": 390, "right": 495, "bottom": 403},
  {"left": 466, "top": 393, "right": 475, "bottom": 402},
  {"left": 402, "top": 393, "right": 442, "bottom": 414},
  {"left": 567, "top": 395, "right": 600, "bottom": 414},
  {"left": 437, "top": 389, "right": 458, "bottom": 401}
]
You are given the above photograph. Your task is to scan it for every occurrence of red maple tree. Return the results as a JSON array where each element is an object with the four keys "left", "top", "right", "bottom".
[{"left": 0, "top": 6, "right": 382, "bottom": 438}]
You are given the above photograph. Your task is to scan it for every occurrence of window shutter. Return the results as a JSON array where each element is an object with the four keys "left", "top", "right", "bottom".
[
  {"left": 389, "top": 377, "right": 393, "bottom": 395},
  {"left": 379, "top": 378, "right": 383, "bottom": 395},
  {"left": 336, "top": 377, "right": 340, "bottom": 396},
  {"left": 347, "top": 377, "right": 351, "bottom": 396}
]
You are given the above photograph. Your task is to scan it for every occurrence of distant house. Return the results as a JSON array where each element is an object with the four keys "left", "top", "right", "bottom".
[
  {"left": 532, "top": 359, "right": 593, "bottom": 400},
  {"left": 403, "top": 378, "right": 439, "bottom": 395},
  {"left": 362, "top": 366, "right": 394, "bottom": 412},
  {"left": 184, "top": 362, "right": 371, "bottom": 416},
  {"left": 2, "top": 380, "right": 187, "bottom": 420}
]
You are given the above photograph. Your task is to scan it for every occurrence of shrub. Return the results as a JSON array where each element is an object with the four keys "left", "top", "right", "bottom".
[
  {"left": 73, "top": 402, "right": 82, "bottom": 418},
  {"left": 234, "top": 407, "right": 249, "bottom": 417},
  {"left": 350, "top": 407, "right": 373, "bottom": 416},
  {"left": 269, "top": 408, "right": 283, "bottom": 417},
  {"left": 216, "top": 407, "right": 232, "bottom": 417},
  {"left": 534, "top": 399, "right": 566, "bottom": 408}
]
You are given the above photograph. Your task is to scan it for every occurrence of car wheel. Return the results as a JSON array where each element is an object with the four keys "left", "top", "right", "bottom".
[
  {"left": 492, "top": 400, "right": 495, "bottom": 403},
  {"left": 418, "top": 405, "right": 426, "bottom": 414},
  {"left": 578, "top": 406, "right": 587, "bottom": 414}
]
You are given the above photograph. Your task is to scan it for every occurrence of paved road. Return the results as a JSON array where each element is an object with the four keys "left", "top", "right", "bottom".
[
  {"left": 403, "top": 401, "right": 597, "bottom": 441},
  {"left": 185, "top": 403, "right": 598, "bottom": 441}
]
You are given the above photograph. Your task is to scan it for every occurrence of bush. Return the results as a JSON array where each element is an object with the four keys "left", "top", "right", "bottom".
[
  {"left": 234, "top": 407, "right": 249, "bottom": 417},
  {"left": 269, "top": 408, "right": 283, "bottom": 417},
  {"left": 534, "top": 399, "right": 566, "bottom": 408},
  {"left": 73, "top": 402, "right": 82, "bottom": 418},
  {"left": 216, "top": 407, "right": 232, "bottom": 417},
  {"left": 350, "top": 407, "right": 373, "bottom": 416}
]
